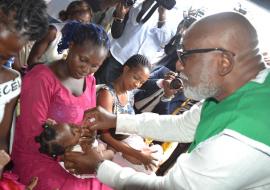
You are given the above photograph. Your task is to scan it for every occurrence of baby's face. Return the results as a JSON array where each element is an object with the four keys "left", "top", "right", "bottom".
[
  {"left": 53, "top": 123, "right": 81, "bottom": 149},
  {"left": 77, "top": 126, "right": 96, "bottom": 149}
]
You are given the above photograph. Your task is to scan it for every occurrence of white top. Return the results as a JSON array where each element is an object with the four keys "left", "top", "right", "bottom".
[
  {"left": 96, "top": 71, "right": 270, "bottom": 190},
  {"left": 0, "top": 68, "right": 21, "bottom": 123},
  {"left": 109, "top": 1, "right": 184, "bottom": 65},
  {"left": 46, "top": 0, "right": 73, "bottom": 21},
  {"left": 38, "top": 23, "right": 67, "bottom": 64}
]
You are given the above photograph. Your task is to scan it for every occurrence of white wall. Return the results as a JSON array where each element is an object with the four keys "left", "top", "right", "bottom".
[{"left": 47, "top": 0, "right": 74, "bottom": 20}]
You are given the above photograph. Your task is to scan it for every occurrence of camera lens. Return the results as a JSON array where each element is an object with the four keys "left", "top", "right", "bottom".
[{"left": 170, "top": 77, "right": 183, "bottom": 90}]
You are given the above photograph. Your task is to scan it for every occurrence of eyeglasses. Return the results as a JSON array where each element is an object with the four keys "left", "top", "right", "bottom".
[{"left": 176, "top": 44, "right": 235, "bottom": 65}]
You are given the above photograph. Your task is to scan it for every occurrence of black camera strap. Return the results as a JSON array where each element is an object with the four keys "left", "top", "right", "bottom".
[
  {"left": 136, "top": 0, "right": 156, "bottom": 24},
  {"left": 136, "top": 0, "right": 176, "bottom": 24}
]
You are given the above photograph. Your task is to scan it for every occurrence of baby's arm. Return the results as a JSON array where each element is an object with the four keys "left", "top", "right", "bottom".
[
  {"left": 95, "top": 143, "right": 114, "bottom": 161},
  {"left": 99, "top": 149, "right": 114, "bottom": 161}
]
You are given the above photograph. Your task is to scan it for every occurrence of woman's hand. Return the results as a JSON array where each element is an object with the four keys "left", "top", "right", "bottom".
[
  {"left": 162, "top": 79, "right": 178, "bottom": 98},
  {"left": 122, "top": 153, "right": 142, "bottom": 165},
  {"left": 25, "top": 176, "right": 38, "bottom": 190},
  {"left": 138, "top": 148, "right": 158, "bottom": 171},
  {"left": 45, "top": 118, "right": 57, "bottom": 125},
  {"left": 83, "top": 106, "right": 117, "bottom": 131}
]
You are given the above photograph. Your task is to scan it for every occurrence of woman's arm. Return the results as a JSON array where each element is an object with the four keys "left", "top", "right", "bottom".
[
  {"left": 0, "top": 97, "right": 18, "bottom": 152},
  {"left": 18, "top": 68, "right": 55, "bottom": 140},
  {"left": 97, "top": 89, "right": 136, "bottom": 156},
  {"left": 97, "top": 89, "right": 156, "bottom": 168},
  {"left": 101, "top": 132, "right": 157, "bottom": 170},
  {"left": 97, "top": 89, "right": 134, "bottom": 156},
  {"left": 0, "top": 150, "right": 10, "bottom": 176},
  {"left": 27, "top": 25, "right": 57, "bottom": 66}
]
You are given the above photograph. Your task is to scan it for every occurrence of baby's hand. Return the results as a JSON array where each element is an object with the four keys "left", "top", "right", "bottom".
[
  {"left": 45, "top": 118, "right": 57, "bottom": 125},
  {"left": 25, "top": 176, "right": 38, "bottom": 190}
]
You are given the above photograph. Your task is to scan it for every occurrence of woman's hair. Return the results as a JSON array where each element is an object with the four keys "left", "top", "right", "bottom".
[
  {"left": 58, "top": 0, "right": 92, "bottom": 21},
  {"left": 57, "top": 21, "right": 110, "bottom": 54},
  {"left": 35, "top": 124, "right": 65, "bottom": 158},
  {"left": 0, "top": 0, "right": 48, "bottom": 41},
  {"left": 124, "top": 54, "right": 151, "bottom": 71}
]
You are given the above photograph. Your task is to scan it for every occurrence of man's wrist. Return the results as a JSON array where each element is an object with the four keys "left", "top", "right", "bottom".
[
  {"left": 95, "top": 159, "right": 105, "bottom": 173},
  {"left": 113, "top": 17, "right": 124, "bottom": 23}
]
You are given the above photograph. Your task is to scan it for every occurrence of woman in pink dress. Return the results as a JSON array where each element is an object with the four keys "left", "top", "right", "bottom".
[{"left": 11, "top": 21, "right": 111, "bottom": 190}]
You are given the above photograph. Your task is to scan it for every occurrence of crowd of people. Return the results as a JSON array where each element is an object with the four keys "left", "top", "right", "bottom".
[{"left": 0, "top": 0, "right": 270, "bottom": 190}]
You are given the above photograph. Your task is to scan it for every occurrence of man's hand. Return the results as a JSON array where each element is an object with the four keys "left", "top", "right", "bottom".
[
  {"left": 83, "top": 106, "right": 117, "bottom": 131},
  {"left": 63, "top": 145, "right": 103, "bottom": 175},
  {"left": 115, "top": 2, "right": 130, "bottom": 19}
]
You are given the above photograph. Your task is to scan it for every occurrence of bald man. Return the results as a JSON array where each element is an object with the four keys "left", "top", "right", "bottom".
[{"left": 63, "top": 12, "right": 270, "bottom": 190}]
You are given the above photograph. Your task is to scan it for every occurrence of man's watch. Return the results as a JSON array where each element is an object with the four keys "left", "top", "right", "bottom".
[{"left": 113, "top": 17, "right": 124, "bottom": 23}]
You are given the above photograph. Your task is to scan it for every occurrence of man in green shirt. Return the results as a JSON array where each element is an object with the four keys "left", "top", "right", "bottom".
[{"left": 63, "top": 12, "right": 270, "bottom": 190}]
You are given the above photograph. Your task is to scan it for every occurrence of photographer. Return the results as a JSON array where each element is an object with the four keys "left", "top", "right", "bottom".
[
  {"left": 134, "top": 59, "right": 185, "bottom": 115},
  {"left": 94, "top": 0, "right": 183, "bottom": 84},
  {"left": 110, "top": 0, "right": 133, "bottom": 39},
  {"left": 134, "top": 8, "right": 203, "bottom": 115}
]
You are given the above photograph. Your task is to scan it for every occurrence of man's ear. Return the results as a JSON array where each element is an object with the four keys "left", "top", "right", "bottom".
[{"left": 217, "top": 54, "right": 234, "bottom": 76}]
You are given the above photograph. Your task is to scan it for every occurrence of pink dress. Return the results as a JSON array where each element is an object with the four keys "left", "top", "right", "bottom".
[{"left": 11, "top": 65, "right": 111, "bottom": 190}]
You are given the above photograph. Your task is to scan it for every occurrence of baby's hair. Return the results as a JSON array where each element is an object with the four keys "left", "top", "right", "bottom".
[
  {"left": 35, "top": 124, "right": 65, "bottom": 158},
  {"left": 57, "top": 21, "right": 110, "bottom": 54},
  {"left": 124, "top": 54, "right": 151, "bottom": 70},
  {"left": 0, "top": 0, "right": 48, "bottom": 41},
  {"left": 59, "top": 0, "right": 92, "bottom": 21}
]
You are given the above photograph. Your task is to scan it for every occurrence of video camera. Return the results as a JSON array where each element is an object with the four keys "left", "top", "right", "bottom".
[
  {"left": 136, "top": 0, "right": 176, "bottom": 24},
  {"left": 122, "top": 0, "right": 136, "bottom": 7},
  {"left": 164, "top": 7, "right": 205, "bottom": 55}
]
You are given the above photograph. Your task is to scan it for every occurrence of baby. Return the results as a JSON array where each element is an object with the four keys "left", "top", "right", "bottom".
[{"left": 35, "top": 123, "right": 113, "bottom": 178}]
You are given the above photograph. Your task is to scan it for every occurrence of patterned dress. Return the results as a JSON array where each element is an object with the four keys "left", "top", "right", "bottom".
[{"left": 100, "top": 84, "right": 163, "bottom": 174}]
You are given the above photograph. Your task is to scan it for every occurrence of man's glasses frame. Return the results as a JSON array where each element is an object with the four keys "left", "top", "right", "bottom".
[{"left": 176, "top": 44, "right": 236, "bottom": 64}]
